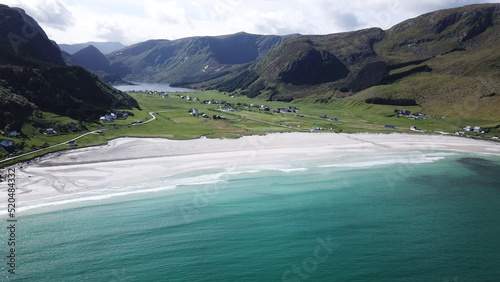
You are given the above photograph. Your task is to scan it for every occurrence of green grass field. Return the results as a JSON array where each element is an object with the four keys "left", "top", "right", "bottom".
[{"left": 1, "top": 90, "right": 498, "bottom": 167}]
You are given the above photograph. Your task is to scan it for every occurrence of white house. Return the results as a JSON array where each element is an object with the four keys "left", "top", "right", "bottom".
[
  {"left": 464, "top": 126, "right": 473, "bottom": 131},
  {"left": 44, "top": 128, "right": 57, "bottom": 135},
  {"left": 8, "top": 131, "right": 19, "bottom": 137},
  {"left": 101, "top": 113, "right": 117, "bottom": 122},
  {"left": 473, "top": 126, "right": 481, "bottom": 133},
  {"left": 410, "top": 126, "right": 425, "bottom": 133},
  {"left": 1, "top": 139, "right": 14, "bottom": 147}
]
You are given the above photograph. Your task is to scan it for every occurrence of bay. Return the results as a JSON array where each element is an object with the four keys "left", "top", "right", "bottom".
[
  {"left": 113, "top": 82, "right": 197, "bottom": 92},
  {"left": 2, "top": 152, "right": 500, "bottom": 281}
]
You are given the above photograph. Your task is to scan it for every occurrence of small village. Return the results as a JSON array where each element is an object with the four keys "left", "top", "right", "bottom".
[{"left": 1, "top": 93, "right": 499, "bottom": 158}]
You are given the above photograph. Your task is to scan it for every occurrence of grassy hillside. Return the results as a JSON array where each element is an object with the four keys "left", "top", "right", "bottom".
[
  {"left": 72, "top": 45, "right": 112, "bottom": 73},
  {"left": 100, "top": 4, "right": 500, "bottom": 121},
  {"left": 353, "top": 4, "right": 500, "bottom": 120},
  {"left": 0, "top": 66, "right": 138, "bottom": 131},
  {"left": 374, "top": 4, "right": 499, "bottom": 63},
  {"left": 212, "top": 28, "right": 385, "bottom": 97},
  {"left": 107, "top": 32, "right": 297, "bottom": 86},
  {"left": 0, "top": 5, "right": 138, "bottom": 133},
  {"left": 212, "top": 4, "right": 500, "bottom": 120},
  {"left": 69, "top": 45, "right": 127, "bottom": 84}
]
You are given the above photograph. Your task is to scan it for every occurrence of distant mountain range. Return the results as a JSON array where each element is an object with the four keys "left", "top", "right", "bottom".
[
  {"left": 58, "top": 42, "right": 127, "bottom": 55},
  {"left": 2, "top": 3, "right": 498, "bottom": 126},
  {"left": 99, "top": 3, "right": 499, "bottom": 119},
  {"left": 69, "top": 45, "right": 125, "bottom": 84},
  {"left": 0, "top": 4, "right": 137, "bottom": 132},
  {"left": 106, "top": 33, "right": 298, "bottom": 86}
]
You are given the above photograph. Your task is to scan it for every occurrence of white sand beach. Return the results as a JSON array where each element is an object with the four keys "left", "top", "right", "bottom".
[{"left": 3, "top": 133, "right": 500, "bottom": 211}]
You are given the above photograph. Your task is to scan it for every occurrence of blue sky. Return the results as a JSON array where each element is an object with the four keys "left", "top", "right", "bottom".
[{"left": 2, "top": 0, "right": 497, "bottom": 45}]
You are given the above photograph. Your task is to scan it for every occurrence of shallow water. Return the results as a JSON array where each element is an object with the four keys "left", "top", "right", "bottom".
[
  {"left": 1, "top": 151, "right": 499, "bottom": 281},
  {"left": 113, "top": 82, "right": 196, "bottom": 92}
]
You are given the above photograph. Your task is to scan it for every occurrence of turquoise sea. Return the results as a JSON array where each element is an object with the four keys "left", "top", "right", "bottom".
[{"left": 1, "top": 151, "right": 500, "bottom": 281}]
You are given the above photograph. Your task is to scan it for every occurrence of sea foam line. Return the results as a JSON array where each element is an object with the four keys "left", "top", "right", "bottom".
[
  {"left": 15, "top": 172, "right": 229, "bottom": 215},
  {"left": 318, "top": 152, "right": 457, "bottom": 168}
]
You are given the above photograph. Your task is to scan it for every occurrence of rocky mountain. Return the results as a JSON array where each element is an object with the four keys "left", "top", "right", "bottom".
[
  {"left": 213, "top": 4, "right": 500, "bottom": 119},
  {"left": 106, "top": 32, "right": 298, "bottom": 86},
  {"left": 354, "top": 3, "right": 500, "bottom": 119},
  {"left": 70, "top": 45, "right": 125, "bottom": 84},
  {"left": 40, "top": 3, "right": 498, "bottom": 120},
  {"left": 0, "top": 5, "right": 137, "bottom": 132},
  {"left": 231, "top": 28, "right": 387, "bottom": 96},
  {"left": 73, "top": 45, "right": 112, "bottom": 73},
  {"left": 59, "top": 41, "right": 127, "bottom": 55},
  {"left": 106, "top": 4, "right": 499, "bottom": 119},
  {"left": 0, "top": 5, "right": 64, "bottom": 66}
]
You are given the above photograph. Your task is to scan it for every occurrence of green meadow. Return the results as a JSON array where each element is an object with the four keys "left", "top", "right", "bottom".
[{"left": 1, "top": 90, "right": 498, "bottom": 167}]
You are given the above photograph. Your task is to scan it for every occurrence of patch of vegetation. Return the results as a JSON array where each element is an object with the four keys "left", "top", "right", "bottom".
[
  {"left": 216, "top": 69, "right": 260, "bottom": 93},
  {"left": 381, "top": 65, "right": 432, "bottom": 84},
  {"left": 0, "top": 66, "right": 137, "bottom": 131},
  {"left": 107, "top": 33, "right": 293, "bottom": 86},
  {"left": 365, "top": 97, "right": 418, "bottom": 106}
]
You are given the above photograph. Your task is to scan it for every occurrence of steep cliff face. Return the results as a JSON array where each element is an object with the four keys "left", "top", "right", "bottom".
[
  {"left": 216, "top": 27, "right": 386, "bottom": 94},
  {"left": 350, "top": 4, "right": 500, "bottom": 120},
  {"left": 277, "top": 46, "right": 349, "bottom": 85},
  {"left": 375, "top": 4, "right": 500, "bottom": 62},
  {"left": 72, "top": 45, "right": 112, "bottom": 73},
  {"left": 213, "top": 4, "right": 498, "bottom": 104},
  {"left": 208, "top": 4, "right": 499, "bottom": 119},
  {"left": 107, "top": 32, "right": 297, "bottom": 85},
  {"left": 0, "top": 5, "right": 137, "bottom": 131},
  {"left": 0, "top": 5, "right": 65, "bottom": 66}
]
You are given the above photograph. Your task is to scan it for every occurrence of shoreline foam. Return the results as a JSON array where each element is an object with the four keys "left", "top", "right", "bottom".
[{"left": 2, "top": 133, "right": 500, "bottom": 214}]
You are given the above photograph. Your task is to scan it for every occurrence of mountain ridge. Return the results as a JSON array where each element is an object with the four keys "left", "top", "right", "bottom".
[
  {"left": 208, "top": 3, "right": 499, "bottom": 119},
  {"left": 107, "top": 32, "right": 299, "bottom": 85},
  {"left": 0, "top": 5, "right": 137, "bottom": 132},
  {"left": 0, "top": 5, "right": 64, "bottom": 66},
  {"left": 59, "top": 41, "right": 127, "bottom": 55},
  {"left": 108, "top": 3, "right": 498, "bottom": 100},
  {"left": 73, "top": 45, "right": 112, "bottom": 73}
]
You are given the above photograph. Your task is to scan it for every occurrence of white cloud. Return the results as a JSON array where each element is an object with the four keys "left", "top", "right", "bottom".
[
  {"left": 4, "top": 0, "right": 73, "bottom": 30},
  {"left": 2, "top": 0, "right": 498, "bottom": 44},
  {"left": 94, "top": 21, "right": 128, "bottom": 43},
  {"left": 145, "top": 0, "right": 191, "bottom": 26}
]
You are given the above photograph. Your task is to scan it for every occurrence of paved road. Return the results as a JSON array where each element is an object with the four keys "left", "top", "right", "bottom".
[
  {"left": 0, "top": 111, "right": 168, "bottom": 164},
  {"left": 1, "top": 110, "right": 339, "bottom": 164}
]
